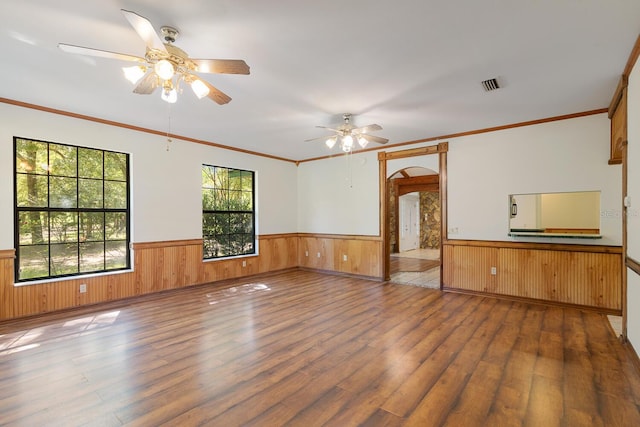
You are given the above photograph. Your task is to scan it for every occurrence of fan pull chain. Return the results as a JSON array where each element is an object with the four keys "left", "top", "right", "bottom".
[
  {"left": 166, "top": 103, "right": 173, "bottom": 151},
  {"left": 345, "top": 150, "right": 353, "bottom": 188}
]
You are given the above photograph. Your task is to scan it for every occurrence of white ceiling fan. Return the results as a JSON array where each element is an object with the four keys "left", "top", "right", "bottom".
[
  {"left": 58, "top": 9, "right": 249, "bottom": 105},
  {"left": 306, "top": 113, "right": 389, "bottom": 152}
]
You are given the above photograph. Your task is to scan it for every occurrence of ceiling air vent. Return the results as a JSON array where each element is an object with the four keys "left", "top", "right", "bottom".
[{"left": 481, "top": 78, "right": 500, "bottom": 92}]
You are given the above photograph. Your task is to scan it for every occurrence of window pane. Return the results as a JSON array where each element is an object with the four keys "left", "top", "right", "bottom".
[
  {"left": 241, "top": 191, "right": 252, "bottom": 210},
  {"left": 215, "top": 168, "right": 228, "bottom": 189},
  {"left": 50, "top": 212, "right": 78, "bottom": 244},
  {"left": 215, "top": 235, "right": 230, "bottom": 257},
  {"left": 18, "top": 211, "right": 48, "bottom": 245},
  {"left": 243, "top": 238, "right": 254, "bottom": 255},
  {"left": 49, "top": 143, "right": 77, "bottom": 177},
  {"left": 203, "top": 238, "right": 217, "bottom": 258},
  {"left": 78, "top": 148, "right": 103, "bottom": 179},
  {"left": 202, "top": 213, "right": 217, "bottom": 236},
  {"left": 104, "top": 151, "right": 127, "bottom": 181},
  {"left": 106, "top": 241, "right": 127, "bottom": 269},
  {"left": 202, "top": 188, "right": 216, "bottom": 210},
  {"left": 106, "top": 212, "right": 127, "bottom": 240},
  {"left": 80, "top": 212, "right": 104, "bottom": 242},
  {"left": 50, "top": 176, "right": 77, "bottom": 208},
  {"left": 202, "top": 165, "right": 216, "bottom": 188},
  {"left": 15, "top": 139, "right": 48, "bottom": 175},
  {"left": 18, "top": 245, "right": 49, "bottom": 280},
  {"left": 50, "top": 243, "right": 79, "bottom": 276},
  {"left": 80, "top": 241, "right": 105, "bottom": 272},
  {"left": 242, "top": 213, "right": 253, "bottom": 234},
  {"left": 229, "top": 190, "right": 242, "bottom": 210},
  {"left": 79, "top": 178, "right": 103, "bottom": 208},
  {"left": 16, "top": 174, "right": 48, "bottom": 207},
  {"left": 230, "top": 213, "right": 245, "bottom": 234},
  {"left": 241, "top": 171, "right": 253, "bottom": 192},
  {"left": 214, "top": 188, "right": 228, "bottom": 210},
  {"left": 105, "top": 181, "right": 126, "bottom": 209},
  {"left": 229, "top": 170, "right": 242, "bottom": 191},
  {"left": 228, "top": 234, "right": 243, "bottom": 254}
]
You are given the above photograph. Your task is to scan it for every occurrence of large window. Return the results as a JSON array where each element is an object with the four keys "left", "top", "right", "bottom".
[
  {"left": 14, "top": 137, "right": 130, "bottom": 282},
  {"left": 202, "top": 164, "right": 255, "bottom": 259}
]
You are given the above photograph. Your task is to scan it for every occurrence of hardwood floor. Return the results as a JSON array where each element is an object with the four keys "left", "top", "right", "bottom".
[
  {"left": 1, "top": 270, "right": 639, "bottom": 426},
  {"left": 389, "top": 256, "right": 440, "bottom": 274}
]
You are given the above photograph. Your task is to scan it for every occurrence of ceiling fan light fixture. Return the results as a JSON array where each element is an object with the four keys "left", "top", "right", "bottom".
[
  {"left": 161, "top": 88, "right": 177, "bottom": 103},
  {"left": 161, "top": 81, "right": 177, "bottom": 103},
  {"left": 190, "top": 79, "right": 210, "bottom": 99},
  {"left": 154, "top": 59, "right": 175, "bottom": 80},
  {"left": 357, "top": 136, "right": 369, "bottom": 148},
  {"left": 325, "top": 136, "right": 337, "bottom": 149},
  {"left": 122, "top": 65, "right": 147, "bottom": 84},
  {"left": 342, "top": 134, "right": 354, "bottom": 152}
]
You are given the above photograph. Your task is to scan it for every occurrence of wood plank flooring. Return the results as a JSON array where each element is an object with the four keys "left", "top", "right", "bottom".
[
  {"left": 389, "top": 256, "right": 440, "bottom": 274},
  {"left": 1, "top": 270, "right": 639, "bottom": 426}
]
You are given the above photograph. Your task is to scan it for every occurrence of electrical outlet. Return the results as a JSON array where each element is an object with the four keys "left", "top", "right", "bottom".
[
  {"left": 317, "top": 252, "right": 321, "bottom": 258},
  {"left": 242, "top": 260, "right": 246, "bottom": 267},
  {"left": 79, "top": 284, "right": 87, "bottom": 293},
  {"left": 343, "top": 254, "right": 348, "bottom": 261},
  {"left": 305, "top": 250, "right": 309, "bottom": 257},
  {"left": 490, "top": 267, "right": 497, "bottom": 275}
]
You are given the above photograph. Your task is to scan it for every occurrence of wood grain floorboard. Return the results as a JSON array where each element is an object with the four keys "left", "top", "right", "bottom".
[{"left": 0, "top": 270, "right": 639, "bottom": 426}]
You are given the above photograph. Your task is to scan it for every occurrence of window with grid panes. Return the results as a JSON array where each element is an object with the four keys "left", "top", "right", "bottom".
[
  {"left": 202, "top": 164, "right": 255, "bottom": 259},
  {"left": 14, "top": 137, "right": 130, "bottom": 282}
]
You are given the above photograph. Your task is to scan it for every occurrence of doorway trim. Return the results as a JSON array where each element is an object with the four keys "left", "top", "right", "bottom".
[{"left": 378, "top": 142, "right": 449, "bottom": 283}]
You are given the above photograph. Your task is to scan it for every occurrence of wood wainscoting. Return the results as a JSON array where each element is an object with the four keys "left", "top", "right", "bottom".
[
  {"left": 298, "top": 233, "right": 383, "bottom": 278},
  {"left": 443, "top": 240, "right": 623, "bottom": 314}
]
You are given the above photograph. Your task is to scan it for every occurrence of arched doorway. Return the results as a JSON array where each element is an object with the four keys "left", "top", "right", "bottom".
[{"left": 387, "top": 167, "right": 441, "bottom": 287}]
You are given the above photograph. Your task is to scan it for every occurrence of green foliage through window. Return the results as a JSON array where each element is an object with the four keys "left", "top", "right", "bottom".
[
  {"left": 14, "top": 137, "right": 130, "bottom": 281},
  {"left": 202, "top": 164, "right": 255, "bottom": 258}
]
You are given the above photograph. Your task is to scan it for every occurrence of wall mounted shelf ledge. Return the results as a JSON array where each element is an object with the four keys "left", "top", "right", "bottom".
[{"left": 508, "top": 232, "right": 602, "bottom": 239}]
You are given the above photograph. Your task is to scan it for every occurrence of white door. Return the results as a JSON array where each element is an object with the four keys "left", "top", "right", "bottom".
[{"left": 399, "top": 193, "right": 420, "bottom": 252}]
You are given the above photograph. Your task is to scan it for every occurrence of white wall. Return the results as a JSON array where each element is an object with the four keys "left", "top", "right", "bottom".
[
  {"left": 447, "top": 114, "right": 621, "bottom": 245},
  {"left": 297, "top": 151, "right": 380, "bottom": 235},
  {"left": 626, "top": 56, "right": 640, "bottom": 348},
  {"left": 0, "top": 103, "right": 298, "bottom": 250}
]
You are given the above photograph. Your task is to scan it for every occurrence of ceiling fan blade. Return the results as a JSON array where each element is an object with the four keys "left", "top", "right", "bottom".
[
  {"left": 58, "top": 43, "right": 145, "bottom": 63},
  {"left": 121, "top": 9, "right": 167, "bottom": 52},
  {"left": 315, "top": 125, "right": 342, "bottom": 133},
  {"left": 304, "top": 134, "right": 334, "bottom": 142},
  {"left": 193, "top": 59, "right": 250, "bottom": 75},
  {"left": 354, "top": 124, "right": 383, "bottom": 134},
  {"left": 361, "top": 134, "right": 389, "bottom": 144},
  {"left": 198, "top": 79, "right": 232, "bottom": 104},
  {"left": 133, "top": 72, "right": 159, "bottom": 94}
]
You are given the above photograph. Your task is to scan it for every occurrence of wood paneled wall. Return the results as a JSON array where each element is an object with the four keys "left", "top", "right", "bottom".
[
  {"left": 443, "top": 240, "right": 623, "bottom": 313},
  {"left": 0, "top": 233, "right": 383, "bottom": 321},
  {"left": 298, "top": 234, "right": 383, "bottom": 278}
]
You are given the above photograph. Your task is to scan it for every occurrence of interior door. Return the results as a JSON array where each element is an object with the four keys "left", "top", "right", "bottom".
[{"left": 399, "top": 193, "right": 420, "bottom": 252}]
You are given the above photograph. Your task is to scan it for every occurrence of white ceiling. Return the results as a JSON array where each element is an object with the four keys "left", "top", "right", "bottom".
[{"left": 1, "top": 0, "right": 639, "bottom": 162}]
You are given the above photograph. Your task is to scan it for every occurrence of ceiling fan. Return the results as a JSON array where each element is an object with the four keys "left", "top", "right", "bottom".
[
  {"left": 58, "top": 9, "right": 249, "bottom": 105},
  {"left": 306, "top": 113, "right": 389, "bottom": 152}
]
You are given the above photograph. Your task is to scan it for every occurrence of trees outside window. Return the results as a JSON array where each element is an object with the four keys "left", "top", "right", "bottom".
[
  {"left": 14, "top": 137, "right": 130, "bottom": 282},
  {"left": 202, "top": 165, "right": 255, "bottom": 259}
]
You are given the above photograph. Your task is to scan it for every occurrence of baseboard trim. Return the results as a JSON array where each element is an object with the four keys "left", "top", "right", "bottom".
[{"left": 442, "top": 286, "right": 622, "bottom": 315}]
